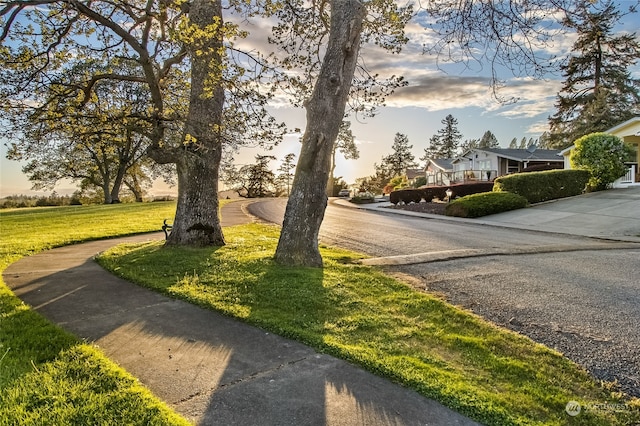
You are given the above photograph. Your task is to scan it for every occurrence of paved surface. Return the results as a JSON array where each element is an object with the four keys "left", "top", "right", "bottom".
[
  {"left": 5, "top": 188, "right": 639, "bottom": 424},
  {"left": 337, "top": 186, "right": 640, "bottom": 243},
  {"left": 3, "top": 201, "right": 479, "bottom": 426}
]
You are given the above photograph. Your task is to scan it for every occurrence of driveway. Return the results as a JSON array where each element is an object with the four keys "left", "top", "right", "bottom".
[{"left": 479, "top": 186, "right": 640, "bottom": 241}]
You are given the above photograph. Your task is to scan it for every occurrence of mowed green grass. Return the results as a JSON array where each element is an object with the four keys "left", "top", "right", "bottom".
[
  {"left": 98, "top": 223, "right": 640, "bottom": 426},
  {"left": 0, "top": 202, "right": 190, "bottom": 425}
]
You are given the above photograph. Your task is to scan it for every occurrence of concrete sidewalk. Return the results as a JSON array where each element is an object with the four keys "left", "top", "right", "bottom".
[
  {"left": 337, "top": 186, "right": 640, "bottom": 243},
  {"left": 3, "top": 202, "right": 479, "bottom": 426}
]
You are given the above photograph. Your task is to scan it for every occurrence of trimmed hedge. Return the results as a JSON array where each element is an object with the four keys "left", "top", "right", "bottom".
[
  {"left": 390, "top": 183, "right": 495, "bottom": 205},
  {"left": 445, "top": 182, "right": 494, "bottom": 198},
  {"left": 493, "top": 169, "right": 590, "bottom": 204},
  {"left": 390, "top": 188, "right": 425, "bottom": 204},
  {"left": 520, "top": 163, "right": 563, "bottom": 173},
  {"left": 445, "top": 192, "right": 529, "bottom": 218}
]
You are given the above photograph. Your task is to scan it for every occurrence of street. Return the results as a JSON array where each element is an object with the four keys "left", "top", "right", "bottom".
[{"left": 247, "top": 198, "right": 640, "bottom": 397}]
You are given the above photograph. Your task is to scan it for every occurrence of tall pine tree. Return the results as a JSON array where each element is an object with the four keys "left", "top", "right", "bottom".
[
  {"left": 478, "top": 130, "right": 500, "bottom": 148},
  {"left": 427, "top": 114, "right": 463, "bottom": 158},
  {"left": 548, "top": 1, "right": 640, "bottom": 148},
  {"left": 380, "top": 133, "right": 417, "bottom": 177}
]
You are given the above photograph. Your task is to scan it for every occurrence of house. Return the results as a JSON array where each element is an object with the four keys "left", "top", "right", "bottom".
[
  {"left": 560, "top": 117, "right": 640, "bottom": 187},
  {"left": 449, "top": 148, "right": 563, "bottom": 183},
  {"left": 405, "top": 168, "right": 425, "bottom": 186},
  {"left": 423, "top": 158, "right": 454, "bottom": 186}
]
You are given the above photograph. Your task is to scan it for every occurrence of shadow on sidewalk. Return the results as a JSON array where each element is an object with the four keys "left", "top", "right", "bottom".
[{"left": 4, "top": 238, "right": 475, "bottom": 425}]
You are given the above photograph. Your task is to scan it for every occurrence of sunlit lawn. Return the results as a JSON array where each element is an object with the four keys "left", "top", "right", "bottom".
[
  {"left": 98, "top": 222, "right": 640, "bottom": 426},
  {"left": 0, "top": 202, "right": 189, "bottom": 425}
]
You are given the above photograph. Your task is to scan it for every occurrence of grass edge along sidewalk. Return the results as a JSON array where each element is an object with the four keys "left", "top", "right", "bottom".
[
  {"left": 0, "top": 202, "right": 189, "bottom": 425},
  {"left": 98, "top": 222, "right": 640, "bottom": 426},
  {"left": 0, "top": 202, "right": 638, "bottom": 425}
]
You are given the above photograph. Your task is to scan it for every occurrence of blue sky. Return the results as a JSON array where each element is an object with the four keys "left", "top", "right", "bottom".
[{"left": 1, "top": 1, "right": 639, "bottom": 196}]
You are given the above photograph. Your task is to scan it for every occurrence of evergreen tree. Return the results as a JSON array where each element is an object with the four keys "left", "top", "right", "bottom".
[
  {"left": 276, "top": 153, "right": 296, "bottom": 197},
  {"left": 420, "top": 135, "right": 440, "bottom": 162},
  {"left": 548, "top": 1, "right": 640, "bottom": 148},
  {"left": 519, "top": 137, "right": 528, "bottom": 149},
  {"left": 458, "top": 139, "right": 478, "bottom": 154},
  {"left": 509, "top": 137, "right": 518, "bottom": 148},
  {"left": 429, "top": 114, "right": 463, "bottom": 158},
  {"left": 242, "top": 155, "right": 276, "bottom": 198},
  {"left": 380, "top": 133, "right": 417, "bottom": 176},
  {"left": 538, "top": 132, "right": 552, "bottom": 149},
  {"left": 478, "top": 130, "right": 500, "bottom": 148}
]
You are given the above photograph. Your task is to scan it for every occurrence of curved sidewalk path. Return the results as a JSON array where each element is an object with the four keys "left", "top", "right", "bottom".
[{"left": 3, "top": 200, "right": 478, "bottom": 426}]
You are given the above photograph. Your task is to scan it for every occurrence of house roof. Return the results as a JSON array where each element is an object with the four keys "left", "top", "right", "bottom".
[
  {"left": 558, "top": 116, "right": 640, "bottom": 155},
  {"left": 455, "top": 148, "right": 563, "bottom": 162},
  {"left": 405, "top": 168, "right": 424, "bottom": 179},
  {"left": 606, "top": 116, "right": 640, "bottom": 137},
  {"left": 424, "top": 158, "right": 454, "bottom": 172}
]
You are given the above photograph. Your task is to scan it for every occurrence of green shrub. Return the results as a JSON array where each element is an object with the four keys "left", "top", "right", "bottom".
[
  {"left": 493, "top": 169, "right": 590, "bottom": 204},
  {"left": 445, "top": 192, "right": 528, "bottom": 218},
  {"left": 350, "top": 192, "right": 375, "bottom": 204},
  {"left": 570, "top": 132, "right": 633, "bottom": 191}
]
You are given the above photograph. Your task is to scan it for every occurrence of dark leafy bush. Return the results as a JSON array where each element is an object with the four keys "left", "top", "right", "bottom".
[
  {"left": 520, "top": 163, "right": 563, "bottom": 173},
  {"left": 392, "top": 183, "right": 494, "bottom": 205},
  {"left": 444, "top": 182, "right": 495, "bottom": 199},
  {"left": 493, "top": 169, "right": 590, "bottom": 204},
  {"left": 390, "top": 189, "right": 423, "bottom": 204},
  {"left": 420, "top": 187, "right": 447, "bottom": 202},
  {"left": 445, "top": 192, "right": 528, "bottom": 218}
]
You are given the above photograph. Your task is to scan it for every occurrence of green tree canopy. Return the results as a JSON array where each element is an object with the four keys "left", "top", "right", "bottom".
[
  {"left": 380, "top": 133, "right": 417, "bottom": 177},
  {"left": 428, "top": 114, "right": 463, "bottom": 158},
  {"left": 548, "top": 1, "right": 640, "bottom": 148},
  {"left": 478, "top": 130, "right": 499, "bottom": 149}
]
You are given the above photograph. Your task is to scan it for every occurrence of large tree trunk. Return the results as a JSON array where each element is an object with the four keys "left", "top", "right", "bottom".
[
  {"left": 275, "top": 0, "right": 365, "bottom": 267},
  {"left": 101, "top": 181, "right": 112, "bottom": 204},
  {"left": 110, "top": 164, "right": 126, "bottom": 203},
  {"left": 167, "top": 153, "right": 223, "bottom": 246},
  {"left": 124, "top": 174, "right": 145, "bottom": 202},
  {"left": 149, "top": 0, "right": 226, "bottom": 247}
]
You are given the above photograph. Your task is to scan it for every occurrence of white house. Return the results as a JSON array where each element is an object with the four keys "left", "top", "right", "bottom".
[
  {"left": 423, "top": 158, "right": 454, "bottom": 185},
  {"left": 450, "top": 148, "right": 563, "bottom": 181},
  {"left": 560, "top": 117, "right": 640, "bottom": 187}
]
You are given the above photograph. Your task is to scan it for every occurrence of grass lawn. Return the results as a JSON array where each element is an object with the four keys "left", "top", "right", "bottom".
[
  {"left": 97, "top": 222, "right": 640, "bottom": 426},
  {"left": 0, "top": 202, "right": 190, "bottom": 425},
  {"left": 1, "top": 202, "right": 639, "bottom": 425}
]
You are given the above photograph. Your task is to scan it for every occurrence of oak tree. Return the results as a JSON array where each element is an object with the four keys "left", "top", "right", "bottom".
[
  {"left": 272, "top": 0, "right": 411, "bottom": 266},
  {"left": 271, "top": 0, "right": 584, "bottom": 266},
  {"left": 1, "top": 0, "right": 282, "bottom": 246}
]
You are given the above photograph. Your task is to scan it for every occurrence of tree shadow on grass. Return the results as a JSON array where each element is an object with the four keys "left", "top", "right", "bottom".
[{"left": 3, "top": 237, "right": 475, "bottom": 425}]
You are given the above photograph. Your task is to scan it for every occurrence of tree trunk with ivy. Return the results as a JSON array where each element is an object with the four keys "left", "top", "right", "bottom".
[{"left": 275, "top": 0, "right": 366, "bottom": 267}]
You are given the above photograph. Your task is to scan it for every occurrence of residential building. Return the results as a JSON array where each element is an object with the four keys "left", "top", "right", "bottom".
[{"left": 560, "top": 117, "right": 640, "bottom": 187}]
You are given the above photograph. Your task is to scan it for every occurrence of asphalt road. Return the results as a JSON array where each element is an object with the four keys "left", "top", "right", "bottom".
[{"left": 247, "top": 198, "right": 640, "bottom": 397}]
